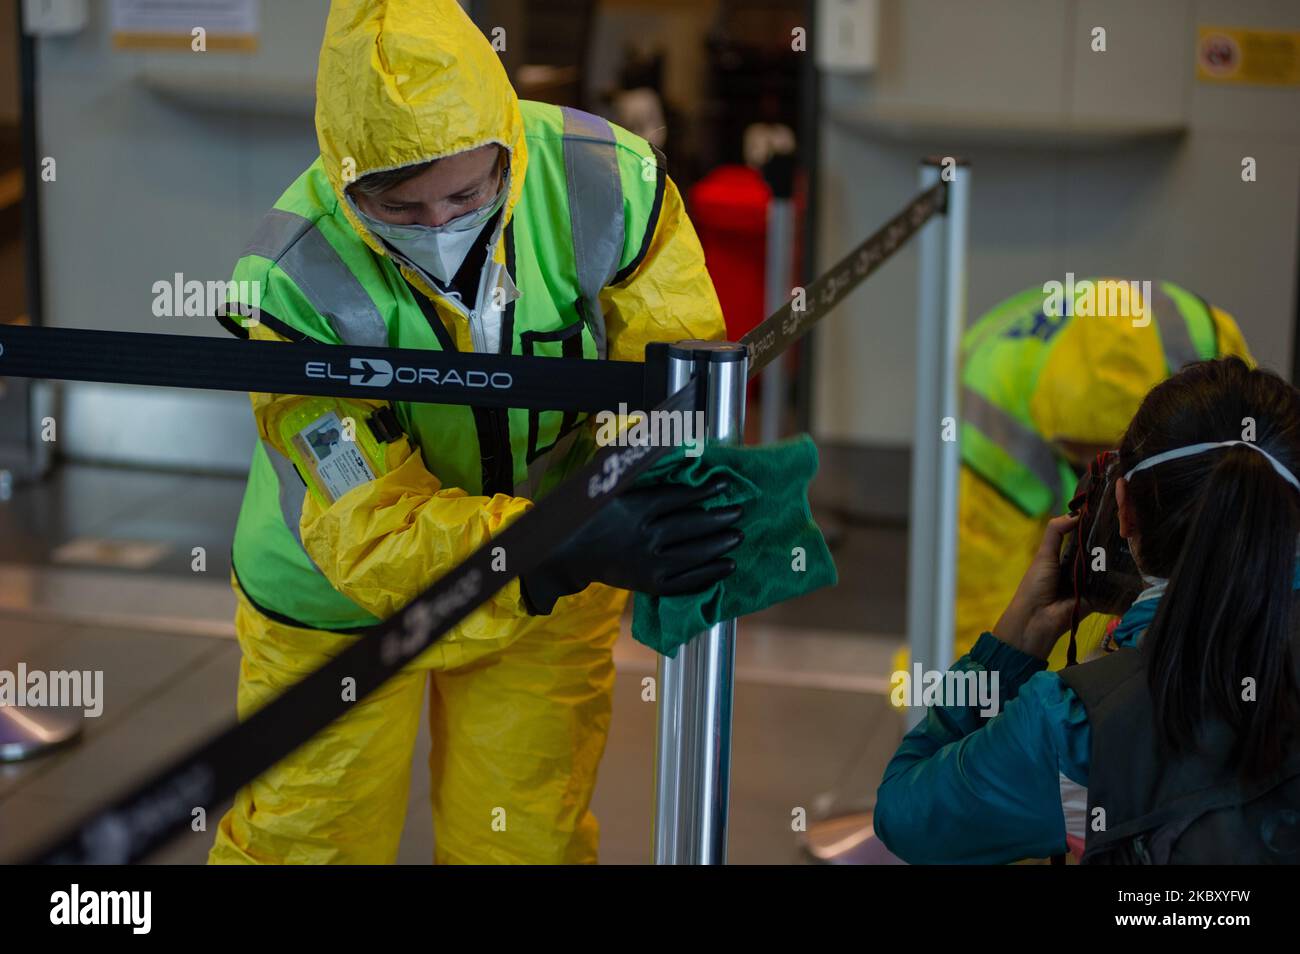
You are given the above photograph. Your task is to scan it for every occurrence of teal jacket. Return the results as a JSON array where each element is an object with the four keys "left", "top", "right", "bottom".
[
  {"left": 873, "top": 587, "right": 1158, "bottom": 864},
  {"left": 875, "top": 566, "right": 1300, "bottom": 863}
]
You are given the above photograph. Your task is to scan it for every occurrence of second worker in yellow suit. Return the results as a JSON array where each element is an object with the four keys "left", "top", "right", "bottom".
[{"left": 955, "top": 278, "right": 1252, "bottom": 669}]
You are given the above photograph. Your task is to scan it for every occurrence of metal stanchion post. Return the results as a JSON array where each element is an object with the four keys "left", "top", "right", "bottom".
[
  {"left": 653, "top": 339, "right": 748, "bottom": 865},
  {"left": 935, "top": 161, "right": 969, "bottom": 673},
  {"left": 908, "top": 158, "right": 969, "bottom": 720},
  {"left": 801, "top": 161, "right": 970, "bottom": 863}
]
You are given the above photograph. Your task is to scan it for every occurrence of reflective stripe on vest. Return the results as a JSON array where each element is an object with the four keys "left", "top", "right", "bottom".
[
  {"left": 260, "top": 438, "right": 310, "bottom": 552},
  {"left": 241, "top": 210, "right": 391, "bottom": 559},
  {"left": 964, "top": 285, "right": 1213, "bottom": 514},
  {"left": 1149, "top": 285, "right": 1200, "bottom": 372},
  {"left": 561, "top": 106, "right": 624, "bottom": 360},
  {"left": 962, "top": 386, "right": 1062, "bottom": 499},
  {"left": 244, "top": 208, "right": 389, "bottom": 348}
]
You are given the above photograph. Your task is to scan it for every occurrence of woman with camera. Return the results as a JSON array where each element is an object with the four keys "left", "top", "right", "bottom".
[{"left": 875, "top": 357, "right": 1300, "bottom": 864}]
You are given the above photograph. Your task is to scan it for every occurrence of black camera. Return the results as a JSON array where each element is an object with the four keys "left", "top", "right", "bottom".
[{"left": 1058, "top": 450, "right": 1143, "bottom": 621}]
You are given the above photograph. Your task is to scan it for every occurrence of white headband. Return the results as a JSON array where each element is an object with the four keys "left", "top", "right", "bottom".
[{"left": 1124, "top": 440, "right": 1300, "bottom": 493}]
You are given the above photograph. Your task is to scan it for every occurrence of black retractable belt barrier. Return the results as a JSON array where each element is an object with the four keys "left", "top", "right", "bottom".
[
  {"left": 0, "top": 325, "right": 651, "bottom": 414},
  {"left": 23, "top": 178, "right": 949, "bottom": 864},
  {"left": 26, "top": 371, "right": 698, "bottom": 865},
  {"left": 741, "top": 181, "right": 946, "bottom": 377},
  {"left": 0, "top": 181, "right": 945, "bottom": 407}
]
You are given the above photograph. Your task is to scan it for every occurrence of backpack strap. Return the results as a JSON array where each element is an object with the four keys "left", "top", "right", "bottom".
[
  {"left": 1086, "top": 750, "right": 1300, "bottom": 861},
  {"left": 1058, "top": 649, "right": 1152, "bottom": 862},
  {"left": 1061, "top": 648, "right": 1300, "bottom": 863},
  {"left": 1056, "top": 645, "right": 1146, "bottom": 704},
  {"left": 559, "top": 106, "right": 625, "bottom": 360}
]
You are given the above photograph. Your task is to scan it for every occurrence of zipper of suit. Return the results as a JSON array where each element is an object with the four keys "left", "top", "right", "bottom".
[
  {"left": 390, "top": 212, "right": 514, "bottom": 494},
  {"left": 392, "top": 253, "right": 487, "bottom": 352},
  {"left": 456, "top": 173, "right": 511, "bottom": 355}
]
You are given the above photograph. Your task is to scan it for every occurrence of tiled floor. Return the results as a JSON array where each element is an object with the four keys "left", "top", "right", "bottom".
[
  {"left": 0, "top": 462, "right": 909, "bottom": 865},
  {"left": 0, "top": 617, "right": 241, "bottom": 859}
]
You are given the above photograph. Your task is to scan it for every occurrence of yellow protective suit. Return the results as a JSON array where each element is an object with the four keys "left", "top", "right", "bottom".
[
  {"left": 955, "top": 294, "right": 1253, "bottom": 670},
  {"left": 892, "top": 290, "right": 1253, "bottom": 688},
  {"left": 209, "top": 0, "right": 725, "bottom": 865}
]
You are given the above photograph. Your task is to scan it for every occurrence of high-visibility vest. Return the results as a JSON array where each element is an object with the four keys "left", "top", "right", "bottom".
[
  {"left": 961, "top": 280, "right": 1223, "bottom": 517},
  {"left": 216, "top": 103, "right": 664, "bottom": 631}
]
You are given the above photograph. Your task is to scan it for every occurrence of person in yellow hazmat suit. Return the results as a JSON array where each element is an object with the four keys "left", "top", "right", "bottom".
[
  {"left": 892, "top": 278, "right": 1253, "bottom": 686},
  {"left": 955, "top": 278, "right": 1252, "bottom": 670},
  {"left": 207, "top": 0, "right": 741, "bottom": 864}
]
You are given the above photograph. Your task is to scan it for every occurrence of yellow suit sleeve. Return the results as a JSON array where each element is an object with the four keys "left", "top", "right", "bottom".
[
  {"left": 297, "top": 450, "right": 533, "bottom": 624},
  {"left": 601, "top": 175, "right": 727, "bottom": 362},
  {"left": 246, "top": 324, "right": 534, "bottom": 626}
]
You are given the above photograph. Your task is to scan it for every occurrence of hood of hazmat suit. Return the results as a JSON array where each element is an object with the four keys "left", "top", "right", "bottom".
[{"left": 316, "top": 0, "right": 528, "bottom": 291}]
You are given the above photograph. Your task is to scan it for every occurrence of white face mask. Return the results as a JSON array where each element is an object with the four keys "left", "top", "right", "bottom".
[{"left": 349, "top": 180, "right": 508, "bottom": 285}]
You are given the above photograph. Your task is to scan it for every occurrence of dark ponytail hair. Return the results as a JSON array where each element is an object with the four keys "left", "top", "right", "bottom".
[{"left": 1119, "top": 357, "right": 1300, "bottom": 778}]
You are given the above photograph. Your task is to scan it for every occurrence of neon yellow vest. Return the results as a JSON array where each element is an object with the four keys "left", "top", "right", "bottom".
[
  {"left": 218, "top": 103, "right": 666, "bottom": 630},
  {"left": 961, "top": 280, "right": 1221, "bottom": 517}
]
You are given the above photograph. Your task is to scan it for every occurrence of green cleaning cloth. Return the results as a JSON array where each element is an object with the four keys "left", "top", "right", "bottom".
[{"left": 631, "top": 434, "right": 838, "bottom": 657}]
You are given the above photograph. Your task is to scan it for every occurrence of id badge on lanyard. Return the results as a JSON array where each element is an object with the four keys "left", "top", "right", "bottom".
[{"left": 279, "top": 399, "right": 393, "bottom": 508}]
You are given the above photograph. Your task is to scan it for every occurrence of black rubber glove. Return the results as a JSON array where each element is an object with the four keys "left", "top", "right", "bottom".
[{"left": 519, "top": 479, "right": 743, "bottom": 615}]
